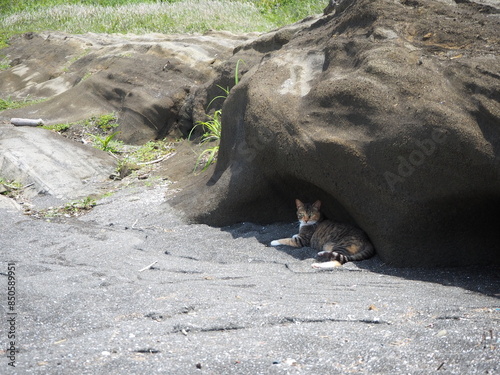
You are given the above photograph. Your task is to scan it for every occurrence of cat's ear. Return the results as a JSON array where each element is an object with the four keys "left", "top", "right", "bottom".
[
  {"left": 312, "top": 200, "right": 321, "bottom": 209},
  {"left": 295, "top": 199, "right": 304, "bottom": 209}
]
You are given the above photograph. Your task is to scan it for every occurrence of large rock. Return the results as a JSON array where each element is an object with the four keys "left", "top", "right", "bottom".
[
  {"left": 0, "top": 31, "right": 258, "bottom": 143},
  {"left": 171, "top": 0, "right": 500, "bottom": 266},
  {"left": 0, "top": 125, "right": 115, "bottom": 204}
]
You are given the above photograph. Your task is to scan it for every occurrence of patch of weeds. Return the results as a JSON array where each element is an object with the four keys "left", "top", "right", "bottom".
[
  {"left": 0, "top": 35, "right": 9, "bottom": 51},
  {"left": 0, "top": 96, "right": 47, "bottom": 111},
  {"left": 130, "top": 139, "right": 175, "bottom": 163},
  {"left": 0, "top": 178, "right": 23, "bottom": 199},
  {"left": 90, "top": 131, "right": 123, "bottom": 153},
  {"left": 62, "top": 197, "right": 97, "bottom": 214},
  {"left": 40, "top": 123, "right": 71, "bottom": 133},
  {"left": 0, "top": 97, "right": 18, "bottom": 111},
  {"left": 111, "top": 139, "right": 175, "bottom": 180},
  {"left": 113, "top": 159, "right": 140, "bottom": 180},
  {"left": 33, "top": 196, "right": 97, "bottom": 219},
  {"left": 86, "top": 113, "right": 119, "bottom": 132},
  {"left": 80, "top": 71, "right": 93, "bottom": 82},
  {"left": 189, "top": 59, "right": 245, "bottom": 173},
  {"left": 0, "top": 55, "right": 10, "bottom": 70},
  {"left": 77, "top": 113, "right": 122, "bottom": 153},
  {"left": 100, "top": 191, "right": 115, "bottom": 199},
  {"left": 189, "top": 110, "right": 221, "bottom": 173}
]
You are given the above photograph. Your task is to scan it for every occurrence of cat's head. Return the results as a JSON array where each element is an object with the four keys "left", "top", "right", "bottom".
[{"left": 295, "top": 199, "right": 322, "bottom": 226}]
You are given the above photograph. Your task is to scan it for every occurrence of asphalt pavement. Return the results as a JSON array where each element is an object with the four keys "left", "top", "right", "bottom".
[{"left": 1, "top": 184, "right": 499, "bottom": 374}]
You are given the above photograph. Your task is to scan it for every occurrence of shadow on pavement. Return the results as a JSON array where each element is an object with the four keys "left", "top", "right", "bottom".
[{"left": 223, "top": 221, "right": 500, "bottom": 299}]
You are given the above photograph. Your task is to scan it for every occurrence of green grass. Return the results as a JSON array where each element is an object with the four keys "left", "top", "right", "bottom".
[
  {"left": 33, "top": 196, "right": 97, "bottom": 219},
  {"left": 85, "top": 113, "right": 123, "bottom": 152},
  {"left": 0, "top": 55, "right": 10, "bottom": 69},
  {"left": 0, "top": 96, "right": 47, "bottom": 111},
  {"left": 90, "top": 131, "right": 123, "bottom": 153},
  {"left": 0, "top": 177, "right": 23, "bottom": 198},
  {"left": 40, "top": 123, "right": 71, "bottom": 132},
  {"left": 190, "top": 109, "right": 222, "bottom": 172},
  {"left": 91, "top": 112, "right": 118, "bottom": 131},
  {"left": 189, "top": 59, "right": 245, "bottom": 172},
  {"left": 130, "top": 139, "right": 174, "bottom": 163},
  {"left": 0, "top": 1, "right": 326, "bottom": 48}
]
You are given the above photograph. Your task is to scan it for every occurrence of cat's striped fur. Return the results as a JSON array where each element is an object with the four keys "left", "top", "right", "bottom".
[{"left": 271, "top": 199, "right": 375, "bottom": 269}]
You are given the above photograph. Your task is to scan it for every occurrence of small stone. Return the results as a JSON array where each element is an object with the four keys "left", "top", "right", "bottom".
[
  {"left": 437, "top": 330, "right": 447, "bottom": 337},
  {"left": 284, "top": 358, "right": 298, "bottom": 366}
]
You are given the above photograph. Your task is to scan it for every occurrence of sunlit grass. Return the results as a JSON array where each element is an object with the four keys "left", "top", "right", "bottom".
[
  {"left": 1, "top": 1, "right": 268, "bottom": 37},
  {"left": 0, "top": 96, "right": 48, "bottom": 111},
  {"left": 0, "top": 1, "right": 326, "bottom": 47}
]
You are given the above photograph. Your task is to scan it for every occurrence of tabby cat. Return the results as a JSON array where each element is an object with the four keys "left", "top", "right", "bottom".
[{"left": 270, "top": 199, "right": 375, "bottom": 269}]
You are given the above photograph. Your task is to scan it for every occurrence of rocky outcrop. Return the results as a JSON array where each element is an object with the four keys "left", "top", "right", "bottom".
[
  {"left": 171, "top": 0, "right": 500, "bottom": 266},
  {"left": 0, "top": 28, "right": 258, "bottom": 205},
  {"left": 0, "top": 126, "right": 115, "bottom": 205},
  {"left": 0, "top": 31, "right": 259, "bottom": 143},
  {"left": 0, "top": 30, "right": 259, "bottom": 206}
]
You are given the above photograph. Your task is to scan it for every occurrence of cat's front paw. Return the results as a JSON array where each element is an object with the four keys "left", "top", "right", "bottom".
[
  {"left": 270, "top": 240, "right": 281, "bottom": 247},
  {"left": 316, "top": 251, "right": 332, "bottom": 259}
]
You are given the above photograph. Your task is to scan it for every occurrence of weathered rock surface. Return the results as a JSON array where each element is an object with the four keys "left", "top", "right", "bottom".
[
  {"left": 0, "top": 30, "right": 259, "bottom": 143},
  {"left": 171, "top": 0, "right": 500, "bottom": 266},
  {"left": 0, "top": 126, "right": 115, "bottom": 205},
  {"left": 0, "top": 30, "right": 257, "bottom": 207}
]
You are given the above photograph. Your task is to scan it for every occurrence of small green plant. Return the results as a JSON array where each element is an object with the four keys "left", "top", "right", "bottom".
[
  {"left": 40, "top": 123, "right": 71, "bottom": 133},
  {"left": 189, "top": 110, "right": 222, "bottom": 172},
  {"left": 0, "top": 178, "right": 22, "bottom": 190},
  {"left": 189, "top": 59, "right": 245, "bottom": 172},
  {"left": 95, "top": 113, "right": 118, "bottom": 131},
  {"left": 34, "top": 196, "right": 97, "bottom": 219},
  {"left": 90, "top": 131, "right": 123, "bottom": 153},
  {"left": 130, "top": 139, "right": 174, "bottom": 163},
  {"left": 63, "top": 197, "right": 96, "bottom": 214},
  {"left": 84, "top": 113, "right": 118, "bottom": 131},
  {"left": 113, "top": 158, "right": 140, "bottom": 180},
  {"left": 80, "top": 71, "right": 93, "bottom": 82},
  {"left": 0, "top": 178, "right": 23, "bottom": 198},
  {"left": 207, "top": 59, "right": 245, "bottom": 108},
  {"left": 207, "top": 85, "right": 230, "bottom": 109},
  {"left": 110, "top": 139, "right": 175, "bottom": 180},
  {"left": 0, "top": 56, "right": 10, "bottom": 70}
]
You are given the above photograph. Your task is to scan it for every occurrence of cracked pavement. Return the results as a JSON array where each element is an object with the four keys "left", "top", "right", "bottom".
[{"left": 1, "top": 184, "right": 499, "bottom": 374}]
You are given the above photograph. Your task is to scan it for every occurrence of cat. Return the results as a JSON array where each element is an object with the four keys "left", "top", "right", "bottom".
[{"left": 270, "top": 199, "right": 375, "bottom": 269}]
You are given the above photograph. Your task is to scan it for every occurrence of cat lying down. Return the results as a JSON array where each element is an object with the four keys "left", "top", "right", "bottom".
[{"left": 271, "top": 199, "right": 374, "bottom": 269}]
